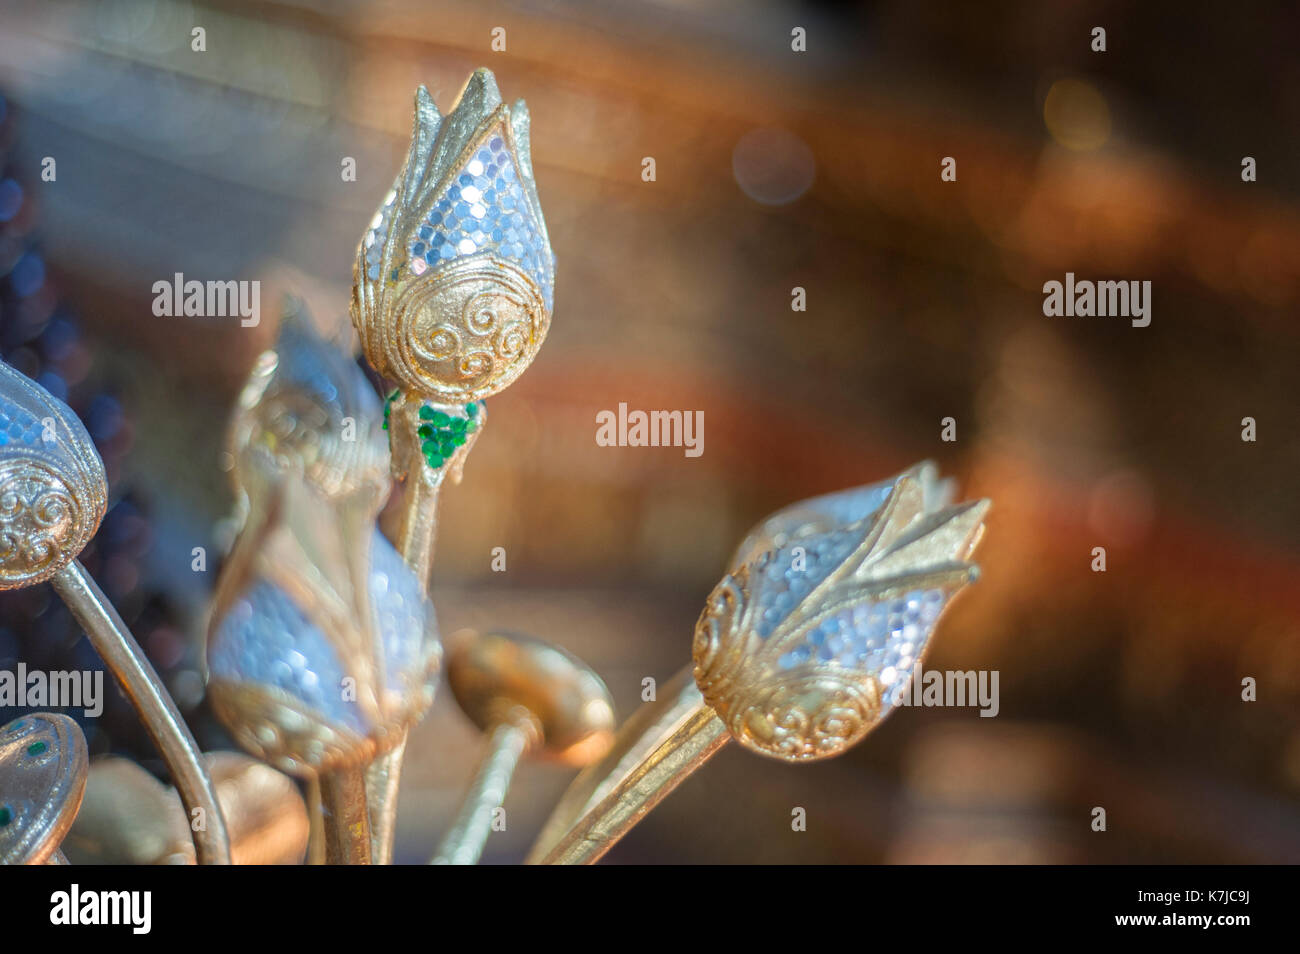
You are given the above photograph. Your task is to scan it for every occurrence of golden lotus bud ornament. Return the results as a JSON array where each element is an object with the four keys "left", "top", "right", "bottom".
[
  {"left": 530, "top": 465, "right": 989, "bottom": 864},
  {"left": 693, "top": 469, "right": 987, "bottom": 762},
  {"left": 208, "top": 304, "right": 441, "bottom": 863},
  {"left": 353, "top": 68, "right": 554, "bottom": 405},
  {"left": 346, "top": 68, "right": 556, "bottom": 863},
  {"left": 228, "top": 302, "right": 391, "bottom": 506},
  {"left": 0, "top": 361, "right": 106, "bottom": 588},
  {"left": 209, "top": 303, "right": 439, "bottom": 781}
]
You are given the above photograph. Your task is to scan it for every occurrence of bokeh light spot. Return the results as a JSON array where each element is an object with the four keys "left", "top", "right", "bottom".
[
  {"left": 1043, "top": 79, "right": 1111, "bottom": 152},
  {"left": 732, "top": 127, "right": 816, "bottom": 205}
]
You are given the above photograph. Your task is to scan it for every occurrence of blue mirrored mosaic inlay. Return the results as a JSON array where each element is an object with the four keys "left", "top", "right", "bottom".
[
  {"left": 368, "top": 529, "right": 435, "bottom": 693},
  {"left": 751, "top": 528, "right": 861, "bottom": 638},
  {"left": 408, "top": 133, "right": 553, "bottom": 310},
  {"left": 210, "top": 532, "right": 437, "bottom": 724},
  {"left": 363, "top": 189, "right": 398, "bottom": 282},
  {"left": 209, "top": 580, "right": 366, "bottom": 732},
  {"left": 0, "top": 395, "right": 45, "bottom": 448},
  {"left": 777, "top": 587, "right": 948, "bottom": 711}
]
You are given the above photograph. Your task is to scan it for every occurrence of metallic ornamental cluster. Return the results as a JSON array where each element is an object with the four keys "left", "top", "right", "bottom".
[{"left": 0, "top": 69, "right": 988, "bottom": 865}]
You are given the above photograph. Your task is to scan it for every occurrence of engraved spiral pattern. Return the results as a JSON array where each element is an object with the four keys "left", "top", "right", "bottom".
[
  {"left": 726, "top": 674, "right": 881, "bottom": 761},
  {"left": 352, "top": 73, "right": 554, "bottom": 408},
  {"left": 691, "top": 571, "right": 748, "bottom": 694},
  {"left": 387, "top": 256, "right": 549, "bottom": 401},
  {"left": 0, "top": 360, "right": 108, "bottom": 589},
  {"left": 0, "top": 461, "right": 92, "bottom": 587}
]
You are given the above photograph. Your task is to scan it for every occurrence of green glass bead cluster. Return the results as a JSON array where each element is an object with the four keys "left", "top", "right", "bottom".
[{"left": 382, "top": 391, "right": 480, "bottom": 471}]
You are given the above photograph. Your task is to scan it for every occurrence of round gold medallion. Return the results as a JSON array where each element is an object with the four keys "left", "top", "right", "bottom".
[{"left": 384, "top": 254, "right": 549, "bottom": 402}]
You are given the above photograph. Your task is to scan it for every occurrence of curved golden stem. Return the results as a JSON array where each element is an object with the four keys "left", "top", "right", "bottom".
[
  {"left": 51, "top": 561, "right": 231, "bottom": 865},
  {"left": 533, "top": 705, "right": 730, "bottom": 865},
  {"left": 318, "top": 765, "right": 372, "bottom": 864},
  {"left": 431, "top": 717, "right": 531, "bottom": 864},
  {"left": 365, "top": 398, "right": 463, "bottom": 863},
  {"left": 526, "top": 667, "right": 702, "bottom": 862}
]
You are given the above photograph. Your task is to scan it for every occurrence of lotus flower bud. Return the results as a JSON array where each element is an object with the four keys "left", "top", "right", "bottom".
[
  {"left": 229, "top": 300, "right": 389, "bottom": 507},
  {"left": 693, "top": 472, "right": 988, "bottom": 762},
  {"left": 0, "top": 360, "right": 106, "bottom": 589},
  {"left": 352, "top": 69, "right": 554, "bottom": 403},
  {"left": 208, "top": 306, "right": 440, "bottom": 776}
]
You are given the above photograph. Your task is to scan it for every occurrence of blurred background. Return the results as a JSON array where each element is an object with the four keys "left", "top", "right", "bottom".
[{"left": 1, "top": 0, "right": 1298, "bottom": 863}]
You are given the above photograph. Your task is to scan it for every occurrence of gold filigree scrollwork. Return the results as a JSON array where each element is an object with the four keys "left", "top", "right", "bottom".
[
  {"left": 726, "top": 674, "right": 881, "bottom": 761},
  {"left": 0, "top": 463, "right": 82, "bottom": 585},
  {"left": 386, "top": 255, "right": 548, "bottom": 401},
  {"left": 0, "top": 361, "right": 107, "bottom": 590}
]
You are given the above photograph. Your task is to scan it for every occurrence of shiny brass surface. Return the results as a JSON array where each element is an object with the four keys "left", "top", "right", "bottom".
[
  {"left": 430, "top": 717, "right": 531, "bottom": 866},
  {"left": 536, "top": 705, "right": 730, "bottom": 866},
  {"left": 527, "top": 666, "right": 701, "bottom": 862},
  {"left": 64, "top": 753, "right": 309, "bottom": 865},
  {"left": 433, "top": 629, "right": 615, "bottom": 864},
  {"left": 443, "top": 629, "right": 616, "bottom": 764},
  {"left": 0, "top": 713, "right": 88, "bottom": 865}
]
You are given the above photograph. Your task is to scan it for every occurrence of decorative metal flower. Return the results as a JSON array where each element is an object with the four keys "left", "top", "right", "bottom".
[
  {"left": 693, "top": 470, "right": 989, "bottom": 761},
  {"left": 533, "top": 465, "right": 991, "bottom": 865},
  {"left": 0, "top": 360, "right": 106, "bottom": 588},
  {"left": 0, "top": 713, "right": 88, "bottom": 865},
  {"left": 229, "top": 299, "right": 390, "bottom": 507},
  {"left": 207, "top": 532, "right": 438, "bottom": 775},
  {"left": 352, "top": 68, "right": 555, "bottom": 405},
  {"left": 207, "top": 306, "right": 440, "bottom": 776},
  {"left": 730, "top": 460, "right": 957, "bottom": 570}
]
